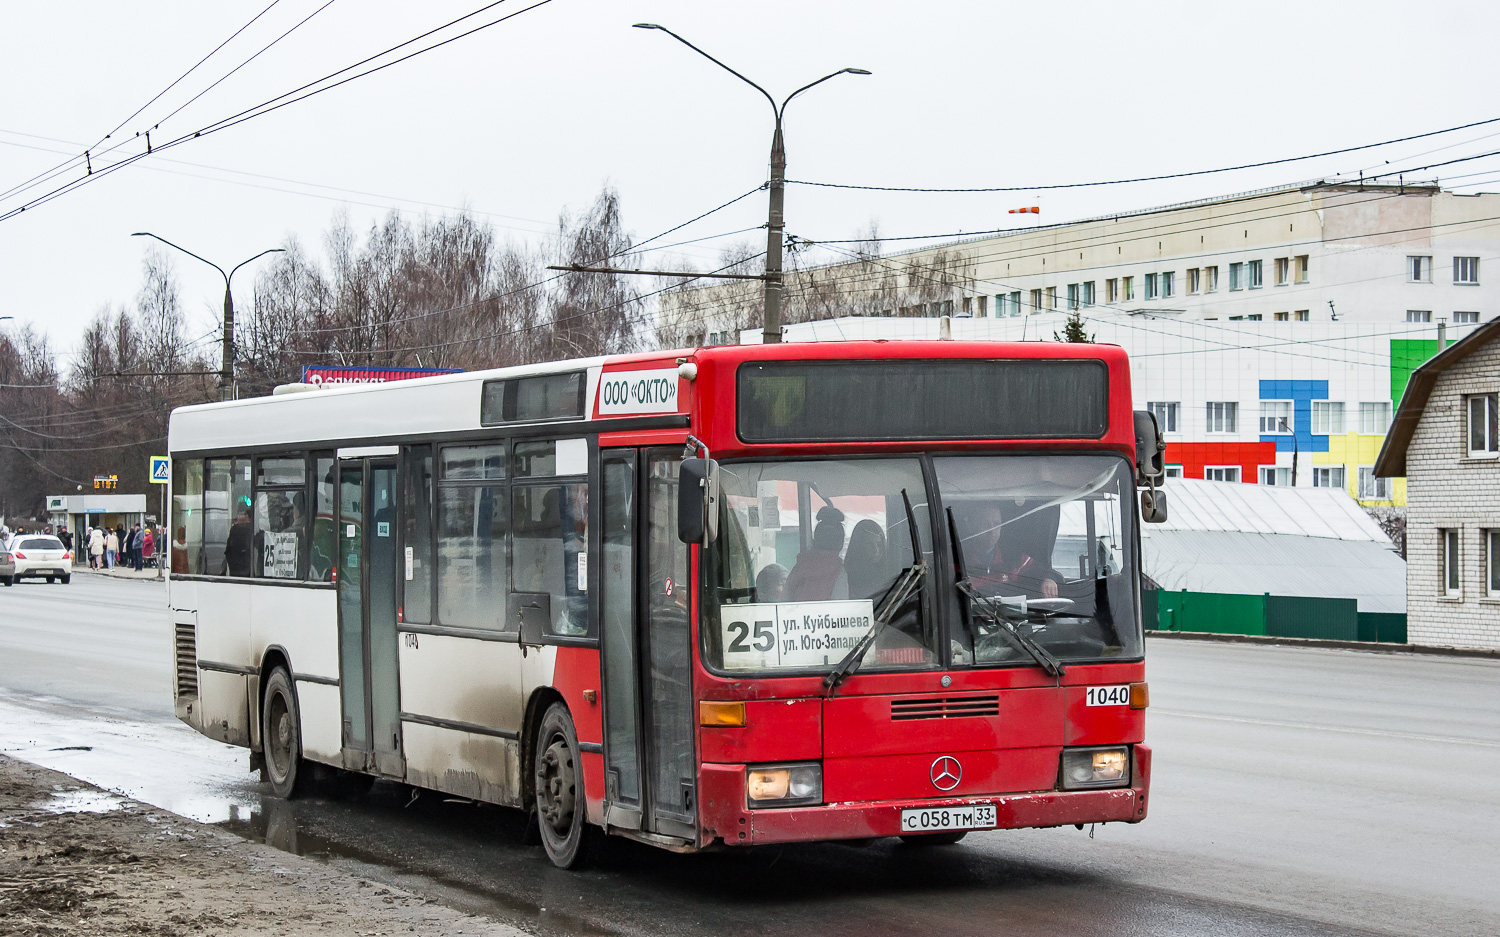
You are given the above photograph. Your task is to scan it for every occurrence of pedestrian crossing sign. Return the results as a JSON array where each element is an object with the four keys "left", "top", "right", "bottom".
[{"left": 149, "top": 456, "right": 170, "bottom": 485}]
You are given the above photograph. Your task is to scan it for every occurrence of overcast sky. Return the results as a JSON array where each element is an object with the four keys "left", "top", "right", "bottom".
[{"left": 4, "top": 0, "right": 1500, "bottom": 367}]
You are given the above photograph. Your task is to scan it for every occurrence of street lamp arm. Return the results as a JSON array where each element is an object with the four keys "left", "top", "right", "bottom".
[
  {"left": 131, "top": 232, "right": 228, "bottom": 284},
  {"left": 779, "top": 68, "right": 872, "bottom": 117},
  {"left": 633, "top": 23, "right": 777, "bottom": 117},
  {"left": 228, "top": 248, "right": 287, "bottom": 286}
]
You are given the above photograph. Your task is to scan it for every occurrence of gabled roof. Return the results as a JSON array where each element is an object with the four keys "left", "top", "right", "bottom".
[
  {"left": 1150, "top": 478, "right": 1391, "bottom": 542},
  {"left": 1376, "top": 317, "right": 1500, "bottom": 476}
]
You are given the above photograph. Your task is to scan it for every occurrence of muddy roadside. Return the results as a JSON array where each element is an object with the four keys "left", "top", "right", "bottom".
[{"left": 0, "top": 755, "right": 525, "bottom": 936}]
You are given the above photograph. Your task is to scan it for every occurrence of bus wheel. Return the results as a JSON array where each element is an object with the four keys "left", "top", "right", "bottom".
[
  {"left": 262, "top": 668, "right": 304, "bottom": 799},
  {"left": 533, "top": 702, "right": 591, "bottom": 869},
  {"left": 900, "top": 831, "right": 967, "bottom": 846}
]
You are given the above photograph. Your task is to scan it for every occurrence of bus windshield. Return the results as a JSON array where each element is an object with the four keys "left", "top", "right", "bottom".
[
  {"left": 704, "top": 458, "right": 937, "bottom": 675},
  {"left": 938, "top": 455, "right": 1141, "bottom": 663}
]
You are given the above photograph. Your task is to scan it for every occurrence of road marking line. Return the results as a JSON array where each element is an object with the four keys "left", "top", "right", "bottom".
[{"left": 1153, "top": 709, "right": 1500, "bottom": 749}]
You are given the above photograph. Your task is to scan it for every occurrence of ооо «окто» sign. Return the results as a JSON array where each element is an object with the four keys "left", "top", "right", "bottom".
[{"left": 596, "top": 368, "right": 680, "bottom": 415}]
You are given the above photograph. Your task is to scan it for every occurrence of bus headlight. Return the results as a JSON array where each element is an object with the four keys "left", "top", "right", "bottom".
[
  {"left": 1060, "top": 746, "right": 1131, "bottom": 789},
  {"left": 746, "top": 763, "right": 822, "bottom": 808}
]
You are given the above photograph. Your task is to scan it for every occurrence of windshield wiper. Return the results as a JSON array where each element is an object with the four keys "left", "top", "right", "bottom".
[
  {"left": 947, "top": 506, "right": 1065, "bottom": 679},
  {"left": 824, "top": 489, "right": 925, "bottom": 697}
]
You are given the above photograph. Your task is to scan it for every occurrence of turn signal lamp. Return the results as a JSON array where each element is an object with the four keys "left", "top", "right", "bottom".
[
  {"left": 699, "top": 700, "right": 746, "bottom": 727},
  {"left": 1130, "top": 682, "right": 1150, "bottom": 710}
]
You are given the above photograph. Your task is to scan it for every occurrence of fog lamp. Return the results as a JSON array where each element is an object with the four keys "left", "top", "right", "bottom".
[
  {"left": 746, "top": 763, "right": 822, "bottom": 808},
  {"left": 1060, "top": 746, "right": 1131, "bottom": 789}
]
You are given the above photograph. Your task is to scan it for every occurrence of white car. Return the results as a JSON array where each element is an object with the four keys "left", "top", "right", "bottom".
[{"left": 0, "top": 535, "right": 72, "bottom": 585}]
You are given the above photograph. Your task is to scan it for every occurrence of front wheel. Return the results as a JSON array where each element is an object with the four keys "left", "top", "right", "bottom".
[
  {"left": 900, "top": 831, "right": 967, "bottom": 846},
  {"left": 1, "top": 575, "right": 11, "bottom": 587},
  {"left": 533, "top": 702, "right": 593, "bottom": 869},
  {"left": 261, "top": 667, "right": 305, "bottom": 799}
]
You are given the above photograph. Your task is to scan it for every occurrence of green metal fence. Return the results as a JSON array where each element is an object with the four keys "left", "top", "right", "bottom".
[{"left": 1145, "top": 589, "right": 1407, "bottom": 643}]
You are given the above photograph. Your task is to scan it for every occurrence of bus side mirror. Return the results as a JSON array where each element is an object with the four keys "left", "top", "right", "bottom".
[
  {"left": 1141, "top": 488, "right": 1168, "bottom": 524},
  {"left": 678, "top": 458, "right": 720, "bottom": 544},
  {"left": 1133, "top": 410, "right": 1166, "bottom": 486}
]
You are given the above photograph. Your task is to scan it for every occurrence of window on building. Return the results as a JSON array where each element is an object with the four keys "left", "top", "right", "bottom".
[
  {"left": 1144, "top": 273, "right": 1158, "bottom": 300},
  {"left": 1260, "top": 466, "right": 1291, "bottom": 486},
  {"left": 976, "top": 296, "right": 987, "bottom": 317},
  {"left": 1455, "top": 311, "right": 1480, "bottom": 324},
  {"left": 962, "top": 297, "right": 973, "bottom": 316},
  {"left": 1406, "top": 310, "right": 1432, "bottom": 323},
  {"left": 1147, "top": 401, "right": 1179, "bottom": 433},
  {"left": 929, "top": 300, "right": 954, "bottom": 317},
  {"left": 1487, "top": 530, "right": 1500, "bottom": 597},
  {"left": 1161, "top": 271, "right": 1175, "bottom": 298},
  {"left": 1358, "top": 402, "right": 1391, "bottom": 435},
  {"left": 1467, "top": 393, "right": 1499, "bottom": 456},
  {"left": 1082, "top": 281, "right": 1095, "bottom": 306},
  {"left": 1408, "top": 255, "right": 1432, "bottom": 283},
  {"left": 1187, "top": 268, "right": 1200, "bottom": 294},
  {"left": 1294, "top": 309, "right": 1310, "bottom": 321},
  {"left": 1311, "top": 401, "right": 1346, "bottom": 435},
  {"left": 1030, "top": 289, "right": 1043, "bottom": 314},
  {"left": 1246, "top": 314, "right": 1263, "bottom": 321},
  {"left": 1274, "top": 257, "right": 1290, "bottom": 286},
  {"left": 1009, "top": 291, "right": 1022, "bottom": 316},
  {"left": 1441, "top": 528, "right": 1461, "bottom": 596},
  {"left": 1229, "top": 262, "right": 1244, "bottom": 291},
  {"left": 1357, "top": 467, "right": 1389, "bottom": 500},
  {"left": 1205, "top": 466, "right": 1241, "bottom": 482},
  {"left": 1204, "top": 266, "right": 1219, "bottom": 292},
  {"left": 1122, "top": 276, "right": 1135, "bottom": 301},
  {"left": 1274, "top": 311, "right": 1289, "bottom": 321},
  {"left": 1248, "top": 259, "right": 1263, "bottom": 288},
  {"left": 1294, "top": 255, "right": 1310, "bottom": 283},
  {"left": 1455, "top": 256, "right": 1480, "bottom": 285},
  {"left": 1313, "top": 466, "right": 1346, "bottom": 489},
  {"left": 1105, "top": 279, "right": 1119, "bottom": 303},
  {"left": 1206, "top": 401, "right": 1238, "bottom": 433},
  {"left": 1046, "top": 286, "right": 1057, "bottom": 311},
  {"left": 1260, "top": 400, "right": 1293, "bottom": 434},
  {"left": 1067, "top": 283, "right": 1080, "bottom": 311},
  {"left": 1164, "top": 464, "right": 1183, "bottom": 478}
]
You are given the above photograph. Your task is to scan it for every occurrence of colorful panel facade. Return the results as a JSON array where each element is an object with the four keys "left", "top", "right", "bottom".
[{"left": 1165, "top": 442, "right": 1277, "bottom": 483}]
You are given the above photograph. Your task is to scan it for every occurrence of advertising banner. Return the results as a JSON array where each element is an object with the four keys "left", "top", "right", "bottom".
[{"left": 301, "top": 365, "right": 461, "bottom": 387}]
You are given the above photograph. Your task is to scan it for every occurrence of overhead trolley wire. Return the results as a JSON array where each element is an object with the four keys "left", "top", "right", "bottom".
[{"left": 783, "top": 115, "right": 1500, "bottom": 193}]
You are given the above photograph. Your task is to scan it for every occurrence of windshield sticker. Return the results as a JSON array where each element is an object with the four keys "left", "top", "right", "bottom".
[{"left": 719, "top": 600, "right": 876, "bottom": 671}]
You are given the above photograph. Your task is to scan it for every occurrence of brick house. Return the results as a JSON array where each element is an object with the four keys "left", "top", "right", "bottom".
[{"left": 1376, "top": 319, "right": 1500, "bottom": 649}]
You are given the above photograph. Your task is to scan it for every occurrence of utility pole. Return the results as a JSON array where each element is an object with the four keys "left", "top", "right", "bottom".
[
  {"left": 131, "top": 233, "right": 284, "bottom": 400},
  {"left": 634, "top": 24, "right": 868, "bottom": 343}
]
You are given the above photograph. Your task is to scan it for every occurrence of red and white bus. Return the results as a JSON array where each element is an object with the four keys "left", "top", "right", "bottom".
[{"left": 166, "top": 340, "right": 1164, "bottom": 867}]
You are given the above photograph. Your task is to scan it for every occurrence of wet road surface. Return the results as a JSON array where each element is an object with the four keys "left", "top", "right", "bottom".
[{"left": 2, "top": 575, "right": 1497, "bottom": 936}]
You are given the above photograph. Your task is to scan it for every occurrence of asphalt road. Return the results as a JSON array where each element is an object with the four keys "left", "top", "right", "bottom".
[{"left": 1, "top": 573, "right": 1496, "bottom": 937}]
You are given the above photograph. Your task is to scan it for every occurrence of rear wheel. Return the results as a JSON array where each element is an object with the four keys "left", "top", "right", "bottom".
[
  {"left": 262, "top": 668, "right": 304, "bottom": 798},
  {"left": 533, "top": 702, "right": 592, "bottom": 869},
  {"left": 45, "top": 576, "right": 54, "bottom": 583},
  {"left": 900, "top": 831, "right": 968, "bottom": 846},
  {"left": 1, "top": 575, "right": 11, "bottom": 587},
  {"left": 59, "top": 575, "right": 70, "bottom": 585}
]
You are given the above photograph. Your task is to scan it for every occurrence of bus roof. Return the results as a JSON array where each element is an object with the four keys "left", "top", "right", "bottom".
[{"left": 168, "top": 340, "right": 1131, "bottom": 455}]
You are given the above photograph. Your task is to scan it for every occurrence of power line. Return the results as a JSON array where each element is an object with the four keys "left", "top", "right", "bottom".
[
  {"left": 0, "top": 0, "right": 557, "bottom": 223},
  {"left": 784, "top": 115, "right": 1500, "bottom": 193}
]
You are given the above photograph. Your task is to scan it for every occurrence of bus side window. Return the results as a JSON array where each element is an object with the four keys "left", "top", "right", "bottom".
[
  {"left": 511, "top": 483, "right": 589, "bottom": 637},
  {"left": 172, "top": 458, "right": 204, "bottom": 575}
]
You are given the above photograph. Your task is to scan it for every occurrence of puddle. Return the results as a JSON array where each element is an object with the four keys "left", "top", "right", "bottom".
[{"left": 37, "top": 788, "right": 127, "bottom": 814}]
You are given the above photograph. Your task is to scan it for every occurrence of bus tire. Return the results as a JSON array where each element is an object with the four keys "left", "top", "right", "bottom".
[
  {"left": 900, "top": 831, "right": 967, "bottom": 846},
  {"left": 533, "top": 702, "right": 592, "bottom": 869},
  {"left": 262, "top": 667, "right": 305, "bottom": 799}
]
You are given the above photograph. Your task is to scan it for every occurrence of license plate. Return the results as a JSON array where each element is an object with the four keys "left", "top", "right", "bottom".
[{"left": 900, "top": 804, "right": 997, "bottom": 833}]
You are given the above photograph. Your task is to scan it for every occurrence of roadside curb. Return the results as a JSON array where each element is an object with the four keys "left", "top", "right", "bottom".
[
  {"left": 1146, "top": 629, "right": 1500, "bottom": 659},
  {"left": 69, "top": 566, "right": 162, "bottom": 582}
]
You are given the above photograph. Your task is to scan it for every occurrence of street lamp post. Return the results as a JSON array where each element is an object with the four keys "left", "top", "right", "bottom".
[
  {"left": 633, "top": 24, "right": 869, "bottom": 344},
  {"left": 1279, "top": 416, "right": 1299, "bottom": 487},
  {"left": 131, "top": 233, "right": 284, "bottom": 401}
]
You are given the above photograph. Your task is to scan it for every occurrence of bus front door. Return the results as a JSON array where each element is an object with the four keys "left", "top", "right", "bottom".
[
  {"left": 337, "top": 459, "right": 405, "bottom": 778},
  {"left": 599, "top": 448, "right": 696, "bottom": 841}
]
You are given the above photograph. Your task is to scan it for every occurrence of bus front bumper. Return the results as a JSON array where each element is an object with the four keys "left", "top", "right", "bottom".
[{"left": 699, "top": 744, "right": 1150, "bottom": 847}]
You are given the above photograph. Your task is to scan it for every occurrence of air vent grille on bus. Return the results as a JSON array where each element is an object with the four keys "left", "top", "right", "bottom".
[
  {"left": 890, "top": 695, "right": 999, "bottom": 721},
  {"left": 175, "top": 621, "right": 198, "bottom": 698}
]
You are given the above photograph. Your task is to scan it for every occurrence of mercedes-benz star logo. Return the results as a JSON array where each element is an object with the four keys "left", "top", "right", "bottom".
[{"left": 930, "top": 756, "right": 962, "bottom": 791}]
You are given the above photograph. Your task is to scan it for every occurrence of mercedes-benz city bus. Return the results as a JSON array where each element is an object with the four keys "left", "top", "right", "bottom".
[{"left": 166, "top": 341, "right": 1166, "bottom": 868}]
